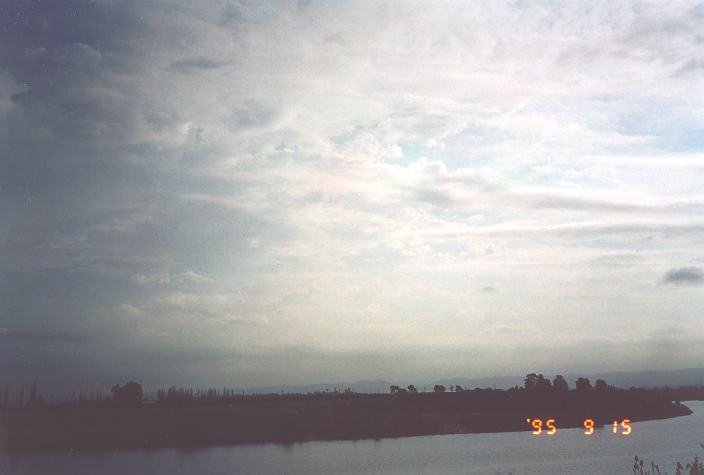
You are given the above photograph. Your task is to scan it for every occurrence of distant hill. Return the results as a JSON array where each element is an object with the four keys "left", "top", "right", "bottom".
[
  {"left": 239, "top": 367, "right": 704, "bottom": 395},
  {"left": 435, "top": 368, "right": 704, "bottom": 391},
  {"left": 576, "top": 367, "right": 704, "bottom": 389}
]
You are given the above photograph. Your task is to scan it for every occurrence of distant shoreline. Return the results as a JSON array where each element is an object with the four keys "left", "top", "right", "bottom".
[{"left": 0, "top": 388, "right": 694, "bottom": 452}]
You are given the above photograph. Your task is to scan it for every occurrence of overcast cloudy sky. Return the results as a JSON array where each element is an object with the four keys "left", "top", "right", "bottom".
[{"left": 1, "top": 0, "right": 704, "bottom": 394}]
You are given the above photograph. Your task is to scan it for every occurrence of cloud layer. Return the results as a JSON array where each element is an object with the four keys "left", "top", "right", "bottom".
[
  {"left": 663, "top": 267, "right": 704, "bottom": 285},
  {"left": 1, "top": 0, "right": 704, "bottom": 394}
]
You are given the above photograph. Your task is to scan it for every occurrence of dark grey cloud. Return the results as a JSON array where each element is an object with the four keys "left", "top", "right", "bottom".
[
  {"left": 170, "top": 56, "right": 227, "bottom": 72},
  {"left": 662, "top": 266, "right": 704, "bottom": 286},
  {"left": 220, "top": 3, "right": 243, "bottom": 26},
  {"left": 408, "top": 171, "right": 704, "bottom": 216},
  {"left": 0, "top": 0, "right": 275, "bottom": 395},
  {"left": 0, "top": 0, "right": 274, "bottom": 276},
  {"left": 232, "top": 102, "right": 280, "bottom": 130},
  {"left": 413, "top": 187, "right": 456, "bottom": 206}
]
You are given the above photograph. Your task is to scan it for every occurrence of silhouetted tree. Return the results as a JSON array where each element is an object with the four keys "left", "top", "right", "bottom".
[
  {"left": 524, "top": 373, "right": 551, "bottom": 392},
  {"left": 0, "top": 386, "right": 9, "bottom": 408},
  {"left": 407, "top": 385, "right": 417, "bottom": 394},
  {"left": 575, "top": 377, "right": 592, "bottom": 393},
  {"left": 535, "top": 374, "right": 551, "bottom": 392},
  {"left": 28, "top": 382, "right": 41, "bottom": 407},
  {"left": 433, "top": 384, "right": 446, "bottom": 393},
  {"left": 552, "top": 375, "right": 569, "bottom": 392},
  {"left": 111, "top": 382, "right": 143, "bottom": 406},
  {"left": 524, "top": 373, "right": 538, "bottom": 391},
  {"left": 455, "top": 385, "right": 464, "bottom": 392},
  {"left": 594, "top": 379, "right": 608, "bottom": 392}
]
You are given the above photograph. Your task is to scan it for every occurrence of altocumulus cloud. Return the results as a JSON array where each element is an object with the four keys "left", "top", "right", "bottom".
[{"left": 662, "top": 267, "right": 704, "bottom": 286}]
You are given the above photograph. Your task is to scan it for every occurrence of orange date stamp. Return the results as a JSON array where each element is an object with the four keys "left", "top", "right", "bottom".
[{"left": 525, "top": 418, "right": 632, "bottom": 436}]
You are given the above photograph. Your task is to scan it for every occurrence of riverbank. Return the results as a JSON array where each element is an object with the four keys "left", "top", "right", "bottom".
[{"left": 0, "top": 390, "right": 692, "bottom": 452}]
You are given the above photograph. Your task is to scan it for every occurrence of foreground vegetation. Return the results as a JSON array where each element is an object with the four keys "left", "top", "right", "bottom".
[{"left": 632, "top": 450, "right": 704, "bottom": 474}]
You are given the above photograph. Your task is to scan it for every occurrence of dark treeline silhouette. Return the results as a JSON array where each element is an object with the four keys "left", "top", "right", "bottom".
[
  {"left": 0, "top": 383, "right": 109, "bottom": 408},
  {"left": 0, "top": 374, "right": 696, "bottom": 452},
  {"left": 154, "top": 385, "right": 369, "bottom": 407},
  {"left": 111, "top": 382, "right": 143, "bottom": 407},
  {"left": 0, "top": 383, "right": 46, "bottom": 408}
]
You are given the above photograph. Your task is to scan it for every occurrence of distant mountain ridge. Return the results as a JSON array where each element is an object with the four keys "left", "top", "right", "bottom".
[{"left": 239, "top": 367, "right": 704, "bottom": 395}]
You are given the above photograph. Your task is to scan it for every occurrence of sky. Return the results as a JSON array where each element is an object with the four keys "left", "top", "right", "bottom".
[{"left": 1, "top": 0, "right": 704, "bottom": 395}]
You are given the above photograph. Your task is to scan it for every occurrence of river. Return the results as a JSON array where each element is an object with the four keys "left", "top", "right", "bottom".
[{"left": 3, "top": 401, "right": 704, "bottom": 474}]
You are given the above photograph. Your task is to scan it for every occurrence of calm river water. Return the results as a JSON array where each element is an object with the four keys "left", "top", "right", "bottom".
[{"left": 3, "top": 401, "right": 704, "bottom": 474}]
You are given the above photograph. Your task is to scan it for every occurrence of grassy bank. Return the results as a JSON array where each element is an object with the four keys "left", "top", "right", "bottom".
[{"left": 0, "top": 388, "right": 692, "bottom": 452}]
